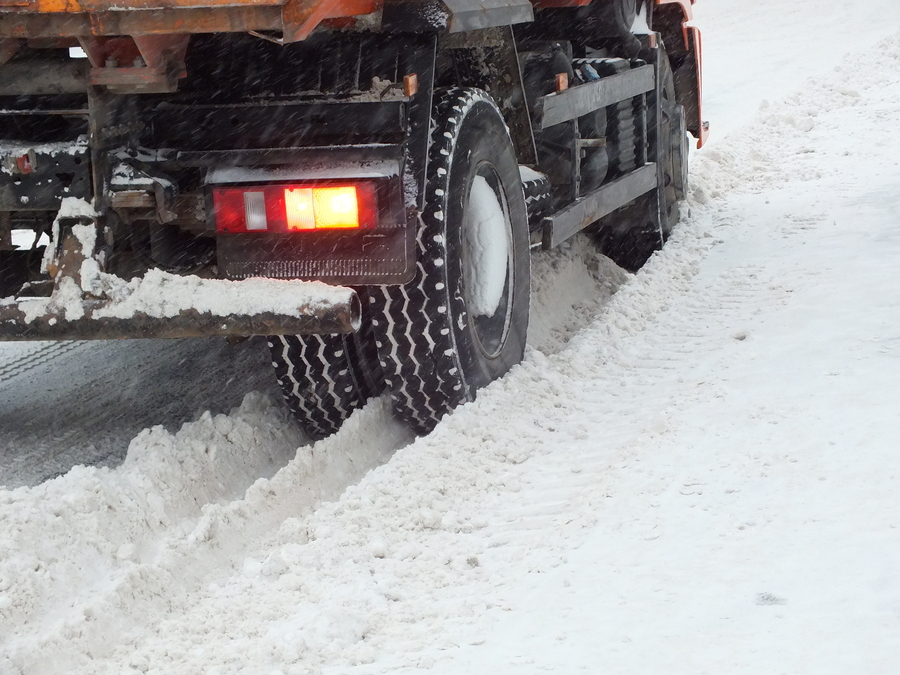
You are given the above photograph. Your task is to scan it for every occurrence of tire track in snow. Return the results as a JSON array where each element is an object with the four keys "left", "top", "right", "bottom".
[
  {"left": 0, "top": 184, "right": 631, "bottom": 671},
  {"left": 0, "top": 341, "right": 84, "bottom": 385},
  {"left": 0, "top": 236, "right": 620, "bottom": 490},
  {"left": 0, "top": 394, "right": 414, "bottom": 672},
  {"left": 434, "top": 44, "right": 900, "bottom": 670},
  {"left": 0, "top": 209, "right": 715, "bottom": 674},
  {"left": 0, "top": 241, "right": 634, "bottom": 671}
]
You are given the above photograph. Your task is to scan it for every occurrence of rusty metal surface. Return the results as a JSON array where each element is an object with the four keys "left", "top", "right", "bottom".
[
  {"left": 0, "top": 8, "right": 282, "bottom": 38},
  {"left": 0, "top": 0, "right": 379, "bottom": 42},
  {"left": 0, "top": 294, "right": 361, "bottom": 340},
  {"left": 73, "top": 33, "right": 189, "bottom": 91},
  {"left": 5, "top": 0, "right": 284, "bottom": 13}
]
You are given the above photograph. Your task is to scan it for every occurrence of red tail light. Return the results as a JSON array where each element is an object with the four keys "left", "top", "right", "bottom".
[{"left": 213, "top": 183, "right": 376, "bottom": 234}]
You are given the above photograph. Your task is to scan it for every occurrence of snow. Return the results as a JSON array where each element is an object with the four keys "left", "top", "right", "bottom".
[
  {"left": 110, "top": 162, "right": 157, "bottom": 187},
  {"left": 691, "top": 0, "right": 900, "bottom": 137},
  {"left": 20, "top": 209, "right": 356, "bottom": 324},
  {"left": 463, "top": 175, "right": 510, "bottom": 318},
  {"left": 517, "top": 165, "right": 546, "bottom": 182},
  {"left": 92, "top": 270, "right": 354, "bottom": 322},
  {"left": 9, "top": 230, "right": 42, "bottom": 250},
  {"left": 630, "top": 0, "right": 651, "bottom": 35},
  {"left": 16, "top": 267, "right": 356, "bottom": 325},
  {"left": 4, "top": 2, "right": 900, "bottom": 673},
  {"left": 0, "top": 336, "right": 283, "bottom": 489},
  {"left": 0, "top": 138, "right": 87, "bottom": 160},
  {"left": 206, "top": 159, "right": 400, "bottom": 185},
  {"left": 38, "top": 197, "right": 97, "bottom": 277}
]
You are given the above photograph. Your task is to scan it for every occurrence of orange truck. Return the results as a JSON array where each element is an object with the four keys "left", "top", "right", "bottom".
[{"left": 0, "top": 0, "right": 704, "bottom": 437}]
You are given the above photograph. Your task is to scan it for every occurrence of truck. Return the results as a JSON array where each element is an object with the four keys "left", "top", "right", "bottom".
[{"left": 0, "top": 0, "right": 706, "bottom": 439}]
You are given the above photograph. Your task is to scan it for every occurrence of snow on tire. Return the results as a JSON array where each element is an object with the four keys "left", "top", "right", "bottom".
[{"left": 370, "top": 88, "right": 531, "bottom": 435}]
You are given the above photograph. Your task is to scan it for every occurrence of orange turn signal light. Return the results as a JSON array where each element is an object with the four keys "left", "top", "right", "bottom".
[
  {"left": 285, "top": 186, "right": 360, "bottom": 230},
  {"left": 284, "top": 188, "right": 315, "bottom": 230}
]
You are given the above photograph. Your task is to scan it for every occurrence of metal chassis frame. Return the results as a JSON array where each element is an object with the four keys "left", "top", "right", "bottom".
[{"left": 537, "top": 43, "right": 664, "bottom": 250}]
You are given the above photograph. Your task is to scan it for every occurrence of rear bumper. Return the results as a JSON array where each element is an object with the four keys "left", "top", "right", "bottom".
[{"left": 0, "top": 274, "right": 360, "bottom": 341}]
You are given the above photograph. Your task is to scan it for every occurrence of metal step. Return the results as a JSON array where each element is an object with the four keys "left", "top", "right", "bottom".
[{"left": 540, "top": 162, "right": 657, "bottom": 249}]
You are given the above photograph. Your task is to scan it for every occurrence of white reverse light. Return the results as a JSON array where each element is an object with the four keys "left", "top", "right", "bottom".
[{"left": 243, "top": 191, "right": 268, "bottom": 231}]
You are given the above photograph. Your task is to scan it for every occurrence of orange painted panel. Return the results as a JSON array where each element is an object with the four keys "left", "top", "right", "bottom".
[
  {"left": 29, "top": 0, "right": 281, "bottom": 11},
  {"left": 12, "top": 0, "right": 380, "bottom": 14}
]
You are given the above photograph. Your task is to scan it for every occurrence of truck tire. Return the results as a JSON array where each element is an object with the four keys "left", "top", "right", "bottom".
[
  {"left": 521, "top": 167, "right": 552, "bottom": 225},
  {"left": 597, "top": 47, "right": 685, "bottom": 270},
  {"left": 269, "top": 299, "right": 382, "bottom": 439},
  {"left": 370, "top": 88, "right": 530, "bottom": 434},
  {"left": 577, "top": 0, "right": 638, "bottom": 38},
  {"left": 659, "top": 47, "right": 688, "bottom": 237},
  {"left": 670, "top": 103, "right": 689, "bottom": 202}
]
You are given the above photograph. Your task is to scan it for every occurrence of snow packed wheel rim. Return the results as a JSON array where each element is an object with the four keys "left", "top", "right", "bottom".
[{"left": 461, "top": 161, "right": 515, "bottom": 361}]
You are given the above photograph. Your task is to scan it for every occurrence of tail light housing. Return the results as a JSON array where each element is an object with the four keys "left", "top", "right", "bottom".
[
  {"left": 212, "top": 182, "right": 378, "bottom": 234},
  {"left": 211, "top": 176, "right": 413, "bottom": 285}
]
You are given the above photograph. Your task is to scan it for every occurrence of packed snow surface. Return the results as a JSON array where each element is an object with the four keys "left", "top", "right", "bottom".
[
  {"left": 87, "top": 271, "right": 355, "bottom": 322},
  {"left": 4, "top": 1, "right": 900, "bottom": 673}
]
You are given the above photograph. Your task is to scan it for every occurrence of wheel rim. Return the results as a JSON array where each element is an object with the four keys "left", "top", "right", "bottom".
[{"left": 461, "top": 162, "right": 515, "bottom": 360}]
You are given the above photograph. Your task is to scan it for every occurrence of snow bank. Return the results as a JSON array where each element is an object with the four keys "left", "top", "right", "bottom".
[
  {"left": 0, "top": 394, "right": 412, "bottom": 673},
  {"left": 0, "top": 394, "right": 299, "bottom": 634},
  {"left": 693, "top": 0, "right": 900, "bottom": 137}
]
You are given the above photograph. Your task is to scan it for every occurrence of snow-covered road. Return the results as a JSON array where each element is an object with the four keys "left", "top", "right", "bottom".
[
  {"left": 4, "top": 1, "right": 900, "bottom": 673},
  {"left": 0, "top": 337, "right": 280, "bottom": 488}
]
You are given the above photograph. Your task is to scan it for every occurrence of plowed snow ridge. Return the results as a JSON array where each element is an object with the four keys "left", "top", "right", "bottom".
[
  {"left": 0, "top": 336, "right": 282, "bottom": 488},
  {"left": 3, "top": 14, "right": 900, "bottom": 675}
]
